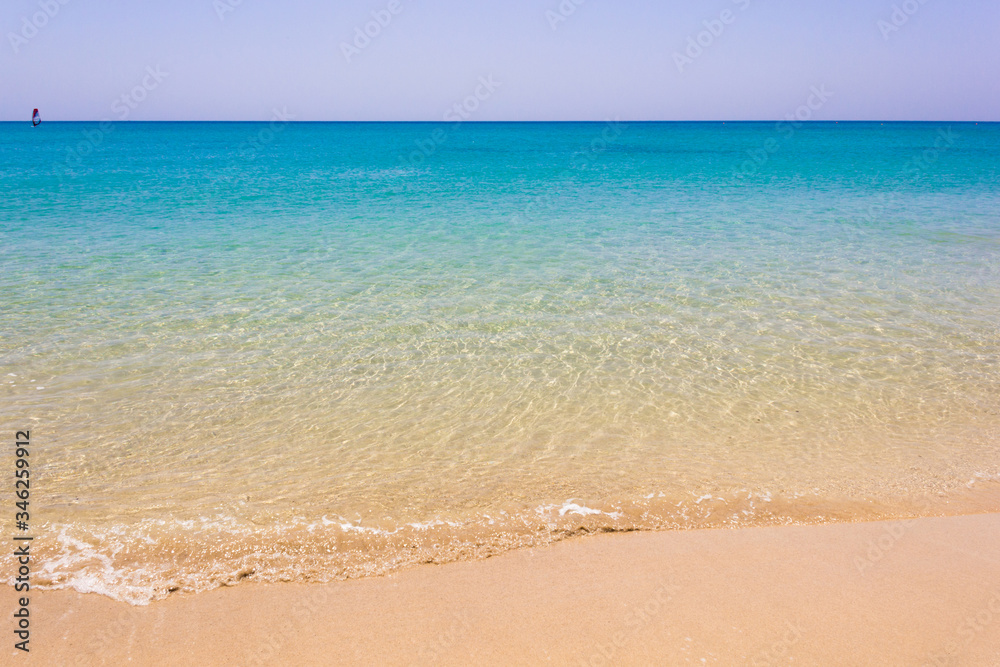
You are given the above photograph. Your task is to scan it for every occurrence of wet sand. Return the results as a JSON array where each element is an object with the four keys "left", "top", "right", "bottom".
[{"left": 5, "top": 513, "right": 1000, "bottom": 666}]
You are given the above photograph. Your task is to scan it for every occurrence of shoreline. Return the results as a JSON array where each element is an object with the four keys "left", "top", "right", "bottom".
[
  {"left": 14, "top": 477, "right": 1000, "bottom": 606},
  {"left": 6, "top": 512, "right": 1000, "bottom": 665},
  {"left": 19, "top": 477, "right": 1000, "bottom": 606}
]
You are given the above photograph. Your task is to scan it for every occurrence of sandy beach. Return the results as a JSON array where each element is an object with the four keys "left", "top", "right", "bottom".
[
  {"left": 5, "top": 1, "right": 999, "bottom": 665},
  {"left": 5, "top": 512, "right": 999, "bottom": 666}
]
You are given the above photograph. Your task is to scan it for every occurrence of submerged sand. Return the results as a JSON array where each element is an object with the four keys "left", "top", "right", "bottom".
[{"left": 5, "top": 513, "right": 1000, "bottom": 666}]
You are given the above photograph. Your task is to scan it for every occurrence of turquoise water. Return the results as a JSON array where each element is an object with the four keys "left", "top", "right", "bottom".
[{"left": 2, "top": 122, "right": 1000, "bottom": 603}]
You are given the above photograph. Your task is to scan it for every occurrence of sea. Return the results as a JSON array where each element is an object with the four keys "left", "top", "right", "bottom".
[{"left": 2, "top": 121, "right": 999, "bottom": 604}]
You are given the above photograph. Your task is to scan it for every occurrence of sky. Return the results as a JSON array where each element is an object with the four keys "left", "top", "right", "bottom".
[{"left": 1, "top": 0, "right": 997, "bottom": 121}]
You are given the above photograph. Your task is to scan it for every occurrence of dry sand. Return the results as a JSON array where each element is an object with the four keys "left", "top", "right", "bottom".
[{"left": 5, "top": 513, "right": 1000, "bottom": 666}]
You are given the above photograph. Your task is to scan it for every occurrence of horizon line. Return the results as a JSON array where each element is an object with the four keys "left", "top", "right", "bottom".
[{"left": 2, "top": 119, "right": 997, "bottom": 124}]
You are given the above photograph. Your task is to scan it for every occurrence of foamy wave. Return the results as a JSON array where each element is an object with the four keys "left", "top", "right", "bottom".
[
  {"left": 33, "top": 526, "right": 164, "bottom": 606},
  {"left": 11, "top": 482, "right": 999, "bottom": 606},
  {"left": 536, "top": 500, "right": 624, "bottom": 519}
]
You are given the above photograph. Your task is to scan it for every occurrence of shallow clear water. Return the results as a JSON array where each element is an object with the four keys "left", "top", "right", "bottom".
[{"left": 2, "top": 121, "right": 1000, "bottom": 603}]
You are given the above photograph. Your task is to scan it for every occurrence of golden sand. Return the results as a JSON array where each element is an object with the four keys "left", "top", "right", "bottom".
[{"left": 6, "top": 512, "right": 1000, "bottom": 666}]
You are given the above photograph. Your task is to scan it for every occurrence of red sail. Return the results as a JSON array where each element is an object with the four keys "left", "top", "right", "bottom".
[{"left": 32, "top": 109, "right": 40, "bottom": 127}]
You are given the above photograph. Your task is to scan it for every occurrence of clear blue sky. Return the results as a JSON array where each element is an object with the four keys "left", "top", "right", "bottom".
[{"left": 1, "top": 0, "right": 997, "bottom": 121}]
